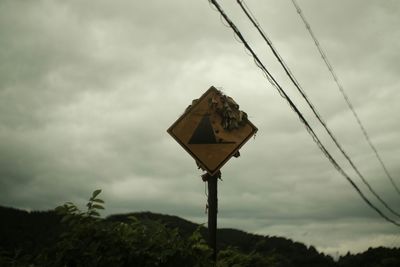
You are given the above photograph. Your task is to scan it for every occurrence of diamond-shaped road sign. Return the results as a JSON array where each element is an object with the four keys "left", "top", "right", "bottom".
[{"left": 167, "top": 86, "right": 257, "bottom": 175}]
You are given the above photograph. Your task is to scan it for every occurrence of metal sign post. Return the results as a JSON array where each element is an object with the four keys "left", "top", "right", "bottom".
[
  {"left": 167, "top": 86, "right": 257, "bottom": 263},
  {"left": 205, "top": 171, "right": 220, "bottom": 262}
]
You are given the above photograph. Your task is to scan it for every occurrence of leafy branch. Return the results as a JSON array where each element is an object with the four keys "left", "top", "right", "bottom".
[{"left": 55, "top": 189, "right": 105, "bottom": 225}]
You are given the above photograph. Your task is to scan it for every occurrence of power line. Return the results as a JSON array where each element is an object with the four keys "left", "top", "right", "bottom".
[
  {"left": 236, "top": 0, "right": 400, "bottom": 219},
  {"left": 289, "top": 0, "right": 400, "bottom": 196},
  {"left": 208, "top": 0, "right": 400, "bottom": 227}
]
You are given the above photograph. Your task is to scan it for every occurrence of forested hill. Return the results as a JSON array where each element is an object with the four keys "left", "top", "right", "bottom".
[
  {"left": 109, "top": 211, "right": 335, "bottom": 266},
  {"left": 0, "top": 205, "right": 399, "bottom": 267}
]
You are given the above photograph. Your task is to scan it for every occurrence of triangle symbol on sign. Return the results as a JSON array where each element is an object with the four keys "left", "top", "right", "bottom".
[{"left": 188, "top": 115, "right": 218, "bottom": 144}]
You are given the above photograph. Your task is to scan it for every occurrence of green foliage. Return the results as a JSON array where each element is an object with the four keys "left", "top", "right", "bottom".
[
  {"left": 338, "top": 247, "right": 400, "bottom": 267},
  {"left": 217, "top": 247, "right": 278, "bottom": 267},
  {"left": 0, "top": 248, "right": 32, "bottom": 267},
  {"left": 36, "top": 190, "right": 212, "bottom": 267}
]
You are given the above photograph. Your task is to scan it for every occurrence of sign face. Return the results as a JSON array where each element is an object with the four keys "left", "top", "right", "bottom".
[{"left": 167, "top": 86, "right": 257, "bottom": 175}]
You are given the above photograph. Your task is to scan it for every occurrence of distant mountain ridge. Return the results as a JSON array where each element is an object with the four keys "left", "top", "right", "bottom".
[{"left": 0, "top": 205, "right": 399, "bottom": 267}]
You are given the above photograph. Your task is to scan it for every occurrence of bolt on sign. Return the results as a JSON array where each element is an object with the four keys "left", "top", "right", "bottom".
[{"left": 167, "top": 86, "right": 257, "bottom": 175}]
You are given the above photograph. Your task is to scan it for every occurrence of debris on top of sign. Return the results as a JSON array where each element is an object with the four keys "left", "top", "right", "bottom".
[
  {"left": 209, "top": 89, "right": 249, "bottom": 131},
  {"left": 185, "top": 89, "right": 250, "bottom": 131}
]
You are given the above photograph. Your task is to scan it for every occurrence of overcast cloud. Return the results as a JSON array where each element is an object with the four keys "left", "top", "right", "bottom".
[{"left": 0, "top": 0, "right": 399, "bottom": 256}]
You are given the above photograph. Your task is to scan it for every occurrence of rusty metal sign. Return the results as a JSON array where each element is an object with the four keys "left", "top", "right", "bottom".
[{"left": 167, "top": 86, "right": 257, "bottom": 175}]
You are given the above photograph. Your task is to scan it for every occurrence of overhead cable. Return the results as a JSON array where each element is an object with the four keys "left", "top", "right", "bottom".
[
  {"left": 289, "top": 0, "right": 400, "bottom": 196},
  {"left": 236, "top": 0, "right": 400, "bottom": 219},
  {"left": 208, "top": 0, "right": 400, "bottom": 227}
]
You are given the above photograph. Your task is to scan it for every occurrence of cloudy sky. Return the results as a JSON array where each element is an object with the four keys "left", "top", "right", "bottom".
[{"left": 1, "top": 0, "right": 399, "bottom": 256}]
